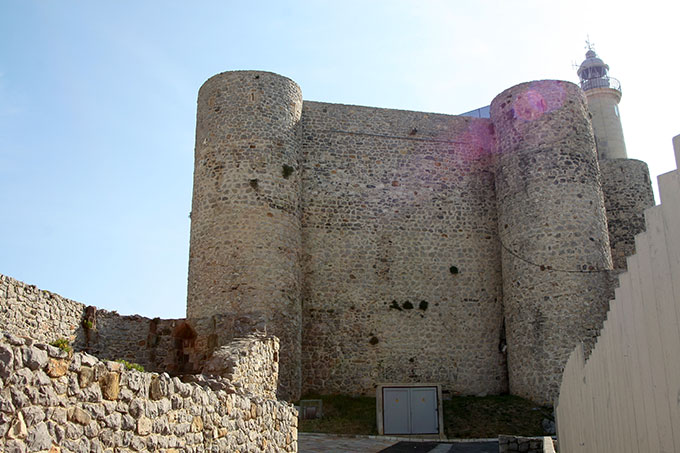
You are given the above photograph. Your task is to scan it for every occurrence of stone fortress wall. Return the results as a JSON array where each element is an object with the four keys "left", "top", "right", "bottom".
[
  {"left": 298, "top": 101, "right": 505, "bottom": 396},
  {"left": 0, "top": 274, "right": 298, "bottom": 452},
  {"left": 186, "top": 71, "right": 654, "bottom": 404},
  {"left": 0, "top": 333, "right": 296, "bottom": 452},
  {"left": 0, "top": 68, "right": 655, "bottom": 407}
]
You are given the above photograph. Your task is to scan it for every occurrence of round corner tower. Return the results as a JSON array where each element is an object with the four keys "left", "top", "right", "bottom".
[
  {"left": 187, "top": 70, "right": 303, "bottom": 400},
  {"left": 491, "top": 80, "right": 614, "bottom": 404}
]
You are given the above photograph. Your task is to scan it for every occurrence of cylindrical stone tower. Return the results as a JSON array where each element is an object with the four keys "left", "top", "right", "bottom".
[
  {"left": 491, "top": 80, "right": 614, "bottom": 404},
  {"left": 187, "top": 71, "right": 303, "bottom": 400}
]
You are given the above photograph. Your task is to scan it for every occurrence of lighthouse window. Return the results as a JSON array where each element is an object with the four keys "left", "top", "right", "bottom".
[{"left": 614, "top": 105, "right": 619, "bottom": 117}]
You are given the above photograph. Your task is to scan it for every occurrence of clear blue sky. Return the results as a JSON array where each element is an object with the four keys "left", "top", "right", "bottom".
[{"left": 1, "top": 0, "right": 678, "bottom": 318}]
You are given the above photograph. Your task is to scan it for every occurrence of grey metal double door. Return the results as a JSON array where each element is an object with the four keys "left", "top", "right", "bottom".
[{"left": 383, "top": 386, "right": 439, "bottom": 434}]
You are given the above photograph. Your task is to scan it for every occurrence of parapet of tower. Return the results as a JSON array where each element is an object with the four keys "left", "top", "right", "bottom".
[{"left": 186, "top": 57, "right": 654, "bottom": 403}]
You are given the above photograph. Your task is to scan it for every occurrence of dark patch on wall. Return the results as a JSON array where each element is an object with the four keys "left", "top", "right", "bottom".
[{"left": 282, "top": 164, "right": 295, "bottom": 179}]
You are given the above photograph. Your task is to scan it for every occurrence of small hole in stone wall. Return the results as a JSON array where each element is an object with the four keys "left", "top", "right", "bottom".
[
  {"left": 449, "top": 266, "right": 459, "bottom": 275},
  {"left": 402, "top": 301, "right": 413, "bottom": 310},
  {"left": 254, "top": 75, "right": 260, "bottom": 79},
  {"left": 409, "top": 128, "right": 418, "bottom": 136},
  {"left": 419, "top": 301, "right": 428, "bottom": 311},
  {"left": 369, "top": 336, "right": 379, "bottom": 345},
  {"left": 282, "top": 164, "right": 295, "bottom": 179},
  {"left": 249, "top": 179, "right": 259, "bottom": 190},
  {"left": 389, "top": 300, "right": 402, "bottom": 311}
]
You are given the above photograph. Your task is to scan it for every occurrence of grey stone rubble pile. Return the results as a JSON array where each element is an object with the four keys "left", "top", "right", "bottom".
[
  {"left": 498, "top": 434, "right": 552, "bottom": 453},
  {"left": 0, "top": 332, "right": 298, "bottom": 452}
]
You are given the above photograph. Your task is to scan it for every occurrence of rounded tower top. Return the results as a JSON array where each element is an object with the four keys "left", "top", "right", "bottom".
[{"left": 577, "top": 47, "right": 621, "bottom": 93}]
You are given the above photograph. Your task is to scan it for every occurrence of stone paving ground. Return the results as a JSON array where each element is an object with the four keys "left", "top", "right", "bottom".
[
  {"left": 298, "top": 433, "right": 397, "bottom": 452},
  {"left": 298, "top": 433, "right": 499, "bottom": 453}
]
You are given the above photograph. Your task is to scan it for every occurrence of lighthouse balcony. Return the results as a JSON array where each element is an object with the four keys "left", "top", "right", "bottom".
[{"left": 581, "top": 76, "right": 621, "bottom": 93}]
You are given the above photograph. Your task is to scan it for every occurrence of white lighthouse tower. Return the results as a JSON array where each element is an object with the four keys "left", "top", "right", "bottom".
[{"left": 577, "top": 43, "right": 627, "bottom": 159}]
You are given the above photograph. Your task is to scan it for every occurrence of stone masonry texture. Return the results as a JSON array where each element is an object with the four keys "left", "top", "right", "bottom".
[
  {"left": 599, "top": 159, "right": 655, "bottom": 270},
  {"left": 184, "top": 72, "right": 653, "bottom": 405},
  {"left": 187, "top": 71, "right": 304, "bottom": 401},
  {"left": 0, "top": 332, "right": 297, "bottom": 452},
  {"left": 298, "top": 102, "right": 505, "bottom": 396},
  {"left": 490, "top": 80, "right": 615, "bottom": 402}
]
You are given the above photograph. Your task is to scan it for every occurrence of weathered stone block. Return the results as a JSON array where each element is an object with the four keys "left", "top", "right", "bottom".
[
  {"left": 136, "top": 416, "right": 152, "bottom": 436},
  {"left": 99, "top": 372, "right": 120, "bottom": 401},
  {"left": 46, "top": 358, "right": 69, "bottom": 378}
]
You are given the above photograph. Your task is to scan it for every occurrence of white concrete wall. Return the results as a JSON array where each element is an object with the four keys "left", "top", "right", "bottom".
[{"left": 555, "top": 134, "right": 680, "bottom": 452}]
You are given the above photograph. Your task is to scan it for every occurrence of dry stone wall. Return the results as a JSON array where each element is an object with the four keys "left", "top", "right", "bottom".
[
  {"left": 0, "top": 332, "right": 297, "bottom": 452},
  {"left": 0, "top": 275, "right": 183, "bottom": 375},
  {"left": 0, "top": 274, "right": 281, "bottom": 384},
  {"left": 0, "top": 275, "right": 84, "bottom": 346},
  {"left": 84, "top": 312, "right": 184, "bottom": 375},
  {"left": 202, "top": 334, "right": 279, "bottom": 400}
]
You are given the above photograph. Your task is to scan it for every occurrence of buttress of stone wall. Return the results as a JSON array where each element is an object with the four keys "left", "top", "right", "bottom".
[
  {"left": 0, "top": 332, "right": 298, "bottom": 452},
  {"left": 599, "top": 159, "right": 655, "bottom": 270},
  {"left": 187, "top": 71, "right": 304, "bottom": 400},
  {"left": 491, "top": 80, "right": 615, "bottom": 405},
  {"left": 202, "top": 334, "right": 279, "bottom": 400},
  {"left": 299, "top": 101, "right": 506, "bottom": 396}
]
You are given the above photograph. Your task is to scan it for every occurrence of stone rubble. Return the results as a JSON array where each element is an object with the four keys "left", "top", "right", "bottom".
[{"left": 0, "top": 332, "right": 297, "bottom": 452}]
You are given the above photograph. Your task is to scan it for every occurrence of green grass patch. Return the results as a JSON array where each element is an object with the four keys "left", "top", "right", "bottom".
[
  {"left": 443, "top": 394, "right": 553, "bottom": 438},
  {"left": 298, "top": 394, "right": 378, "bottom": 435},
  {"left": 297, "top": 393, "right": 553, "bottom": 438},
  {"left": 116, "top": 359, "right": 145, "bottom": 372}
]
